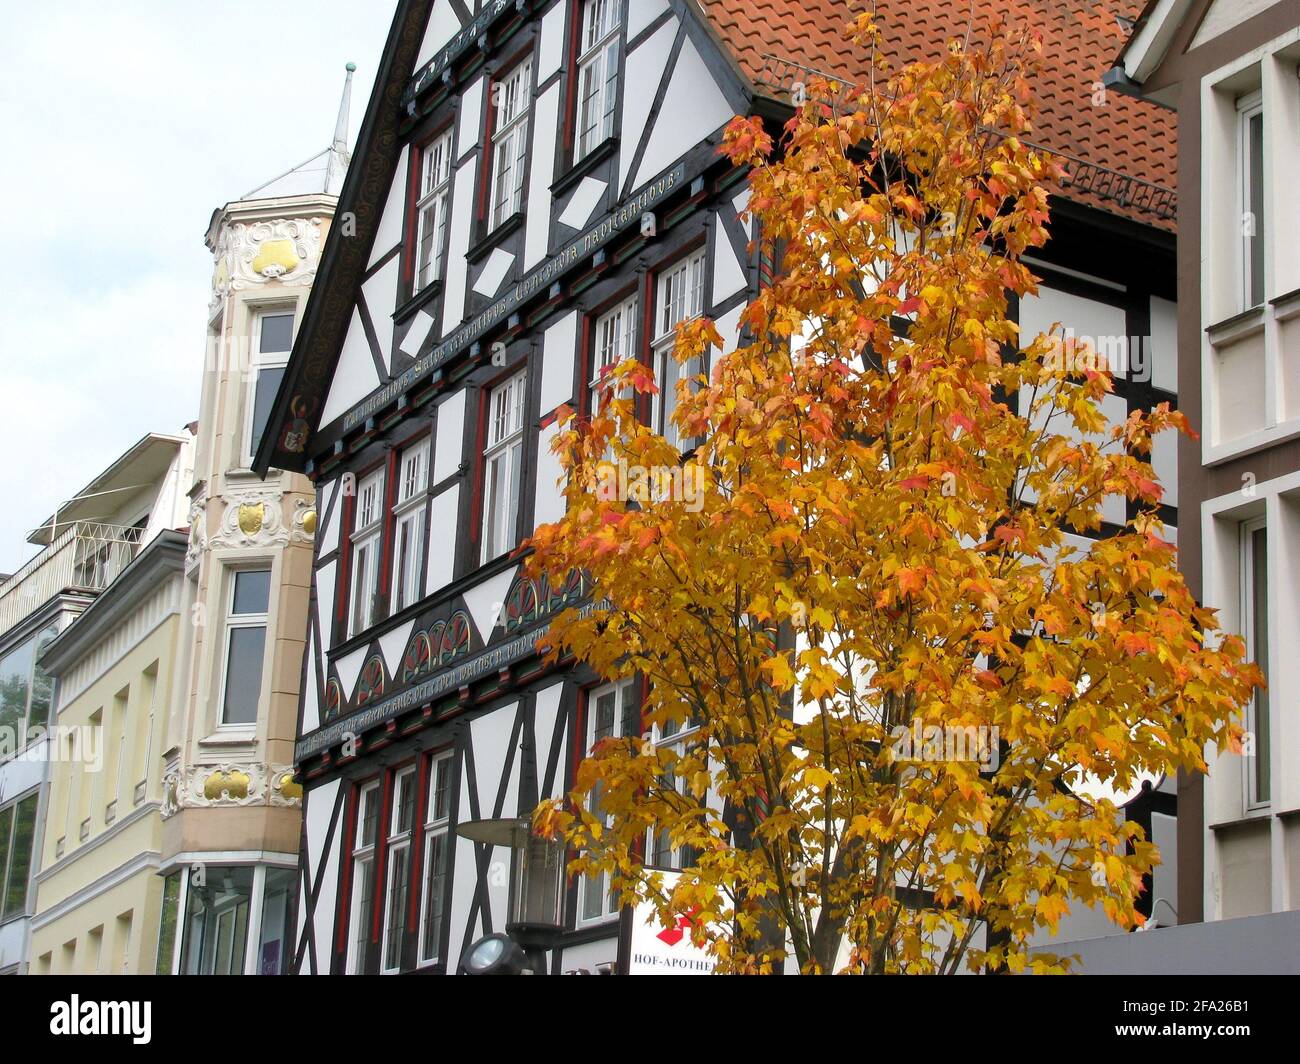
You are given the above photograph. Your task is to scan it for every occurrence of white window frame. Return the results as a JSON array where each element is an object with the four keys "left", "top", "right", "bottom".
[
  {"left": 576, "top": 0, "right": 621, "bottom": 161},
  {"left": 490, "top": 57, "right": 534, "bottom": 229},
  {"left": 648, "top": 712, "right": 706, "bottom": 871},
  {"left": 417, "top": 753, "right": 455, "bottom": 965},
  {"left": 391, "top": 439, "right": 430, "bottom": 613},
  {"left": 415, "top": 130, "right": 454, "bottom": 290},
  {"left": 578, "top": 677, "right": 639, "bottom": 925},
  {"left": 1241, "top": 516, "right": 1270, "bottom": 811},
  {"left": 349, "top": 470, "right": 385, "bottom": 638},
  {"left": 590, "top": 294, "right": 638, "bottom": 396},
  {"left": 245, "top": 307, "right": 296, "bottom": 463},
  {"left": 1237, "top": 91, "right": 1264, "bottom": 311},
  {"left": 217, "top": 567, "right": 271, "bottom": 729},
  {"left": 346, "top": 782, "right": 381, "bottom": 974},
  {"left": 651, "top": 249, "right": 708, "bottom": 447},
  {"left": 481, "top": 371, "right": 528, "bottom": 563},
  {"left": 381, "top": 767, "right": 417, "bottom": 974}
]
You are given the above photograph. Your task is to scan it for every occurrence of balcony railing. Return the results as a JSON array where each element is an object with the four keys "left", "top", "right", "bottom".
[{"left": 0, "top": 522, "right": 145, "bottom": 639}]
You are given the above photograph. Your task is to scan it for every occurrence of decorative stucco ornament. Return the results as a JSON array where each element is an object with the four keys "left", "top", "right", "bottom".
[
  {"left": 203, "top": 768, "right": 252, "bottom": 802},
  {"left": 211, "top": 490, "right": 289, "bottom": 549}
]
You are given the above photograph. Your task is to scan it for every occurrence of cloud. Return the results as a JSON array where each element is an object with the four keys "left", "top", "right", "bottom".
[{"left": 0, "top": 1, "right": 394, "bottom": 571}]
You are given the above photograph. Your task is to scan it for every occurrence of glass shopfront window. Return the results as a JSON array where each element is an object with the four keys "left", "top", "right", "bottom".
[{"left": 176, "top": 863, "right": 294, "bottom": 975}]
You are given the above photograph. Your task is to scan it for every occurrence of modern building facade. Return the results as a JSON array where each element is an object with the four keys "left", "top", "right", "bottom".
[
  {"left": 150, "top": 72, "right": 355, "bottom": 976},
  {"left": 1076, "top": 0, "right": 1300, "bottom": 970},
  {"left": 1, "top": 430, "right": 194, "bottom": 974},
  {"left": 256, "top": 0, "right": 1187, "bottom": 974}
]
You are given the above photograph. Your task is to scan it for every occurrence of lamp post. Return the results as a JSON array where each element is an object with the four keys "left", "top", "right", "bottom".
[{"left": 456, "top": 817, "right": 565, "bottom": 974}]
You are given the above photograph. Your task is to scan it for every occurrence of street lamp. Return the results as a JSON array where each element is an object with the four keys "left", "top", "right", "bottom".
[{"left": 456, "top": 816, "right": 566, "bottom": 974}]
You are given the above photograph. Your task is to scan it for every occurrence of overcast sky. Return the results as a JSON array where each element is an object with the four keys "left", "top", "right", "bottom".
[{"left": 0, "top": 1, "right": 394, "bottom": 572}]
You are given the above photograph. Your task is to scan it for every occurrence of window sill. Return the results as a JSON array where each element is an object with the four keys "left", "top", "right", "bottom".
[
  {"left": 1205, "top": 305, "right": 1265, "bottom": 345},
  {"left": 394, "top": 280, "right": 444, "bottom": 328},
  {"left": 551, "top": 137, "right": 619, "bottom": 199},
  {"left": 199, "top": 728, "right": 257, "bottom": 747},
  {"left": 467, "top": 211, "right": 525, "bottom": 264}
]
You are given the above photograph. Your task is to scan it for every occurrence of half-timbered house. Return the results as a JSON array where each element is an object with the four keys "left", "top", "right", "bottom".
[{"left": 256, "top": 0, "right": 1183, "bottom": 974}]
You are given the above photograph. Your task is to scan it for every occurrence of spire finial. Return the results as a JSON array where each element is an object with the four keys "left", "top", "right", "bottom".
[{"left": 333, "top": 63, "right": 356, "bottom": 155}]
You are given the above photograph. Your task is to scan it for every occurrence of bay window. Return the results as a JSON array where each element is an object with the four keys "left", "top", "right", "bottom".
[
  {"left": 392, "top": 439, "right": 430, "bottom": 613},
  {"left": 651, "top": 249, "right": 708, "bottom": 448},
  {"left": 418, "top": 753, "right": 454, "bottom": 964},
  {"left": 415, "top": 130, "right": 454, "bottom": 290},
  {"left": 489, "top": 57, "right": 533, "bottom": 229},
  {"left": 220, "top": 568, "right": 271, "bottom": 727},
  {"left": 579, "top": 678, "right": 639, "bottom": 924},
  {"left": 248, "top": 309, "right": 295, "bottom": 462},
  {"left": 482, "top": 371, "right": 527, "bottom": 562},
  {"left": 575, "top": 0, "right": 621, "bottom": 161},
  {"left": 349, "top": 470, "right": 385, "bottom": 637}
]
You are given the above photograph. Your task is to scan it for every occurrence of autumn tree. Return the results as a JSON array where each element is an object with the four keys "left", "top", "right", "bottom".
[{"left": 527, "top": 16, "right": 1259, "bottom": 974}]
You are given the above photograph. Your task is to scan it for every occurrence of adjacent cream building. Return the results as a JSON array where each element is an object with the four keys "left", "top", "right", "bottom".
[{"left": 23, "top": 432, "right": 196, "bottom": 974}]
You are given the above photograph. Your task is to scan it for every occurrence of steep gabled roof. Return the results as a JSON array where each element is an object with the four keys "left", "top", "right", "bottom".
[{"left": 700, "top": 0, "right": 1177, "bottom": 226}]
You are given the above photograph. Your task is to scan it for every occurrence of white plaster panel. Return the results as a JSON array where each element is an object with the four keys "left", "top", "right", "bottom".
[
  {"left": 304, "top": 779, "right": 341, "bottom": 973},
  {"left": 316, "top": 560, "right": 337, "bottom": 651},
  {"left": 537, "top": 1, "right": 568, "bottom": 81},
  {"left": 433, "top": 389, "right": 467, "bottom": 485},
  {"left": 369, "top": 145, "right": 410, "bottom": 269},
  {"left": 320, "top": 308, "right": 381, "bottom": 427},
  {"left": 1149, "top": 295, "right": 1178, "bottom": 393},
  {"left": 425, "top": 485, "right": 460, "bottom": 596},
  {"left": 318, "top": 478, "right": 341, "bottom": 557},
  {"left": 473, "top": 247, "right": 516, "bottom": 297},
  {"left": 457, "top": 76, "right": 486, "bottom": 162},
  {"left": 378, "top": 619, "right": 417, "bottom": 678},
  {"left": 539, "top": 311, "right": 578, "bottom": 416},
  {"left": 534, "top": 420, "right": 566, "bottom": 529},
  {"left": 335, "top": 645, "right": 369, "bottom": 701},
  {"left": 525, "top": 84, "right": 560, "bottom": 269},
  {"left": 442, "top": 160, "right": 478, "bottom": 335},
  {"left": 462, "top": 565, "right": 518, "bottom": 640},
  {"left": 362, "top": 255, "right": 400, "bottom": 373},
  {"left": 619, "top": 17, "right": 678, "bottom": 192},
  {"left": 628, "top": 0, "right": 671, "bottom": 40},
  {"left": 417, "top": 1, "right": 464, "bottom": 69},
  {"left": 711, "top": 212, "right": 747, "bottom": 305},
  {"left": 632, "top": 36, "right": 733, "bottom": 191},
  {"left": 558, "top": 177, "right": 607, "bottom": 230}
]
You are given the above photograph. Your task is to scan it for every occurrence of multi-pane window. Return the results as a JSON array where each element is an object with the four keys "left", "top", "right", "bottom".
[
  {"left": 347, "top": 783, "right": 381, "bottom": 974},
  {"left": 482, "top": 371, "right": 527, "bottom": 562},
  {"left": 579, "top": 678, "right": 639, "bottom": 924},
  {"left": 650, "top": 714, "right": 705, "bottom": 870},
  {"left": 490, "top": 58, "right": 533, "bottom": 229},
  {"left": 248, "top": 310, "right": 295, "bottom": 461},
  {"left": 1238, "top": 93, "right": 1265, "bottom": 310},
  {"left": 416, "top": 131, "right": 454, "bottom": 290},
  {"left": 220, "top": 568, "right": 271, "bottom": 726},
  {"left": 0, "top": 792, "right": 38, "bottom": 921},
  {"left": 382, "top": 768, "right": 417, "bottom": 973},
  {"left": 1242, "top": 519, "right": 1269, "bottom": 808},
  {"left": 576, "top": 0, "right": 621, "bottom": 161},
  {"left": 418, "top": 754, "right": 454, "bottom": 964},
  {"left": 652, "top": 250, "right": 708, "bottom": 447},
  {"left": 590, "top": 294, "right": 638, "bottom": 398},
  {"left": 0, "top": 625, "right": 57, "bottom": 754},
  {"left": 391, "top": 439, "right": 430, "bottom": 613},
  {"left": 349, "top": 470, "right": 385, "bottom": 637}
]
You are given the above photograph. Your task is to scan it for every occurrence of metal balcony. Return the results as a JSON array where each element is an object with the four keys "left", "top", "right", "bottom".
[{"left": 0, "top": 522, "right": 145, "bottom": 639}]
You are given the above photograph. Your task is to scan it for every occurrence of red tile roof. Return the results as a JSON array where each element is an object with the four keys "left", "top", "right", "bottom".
[{"left": 699, "top": 0, "right": 1176, "bottom": 229}]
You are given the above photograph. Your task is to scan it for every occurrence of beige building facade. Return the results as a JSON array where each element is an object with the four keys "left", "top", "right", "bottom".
[{"left": 153, "top": 72, "right": 353, "bottom": 975}]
